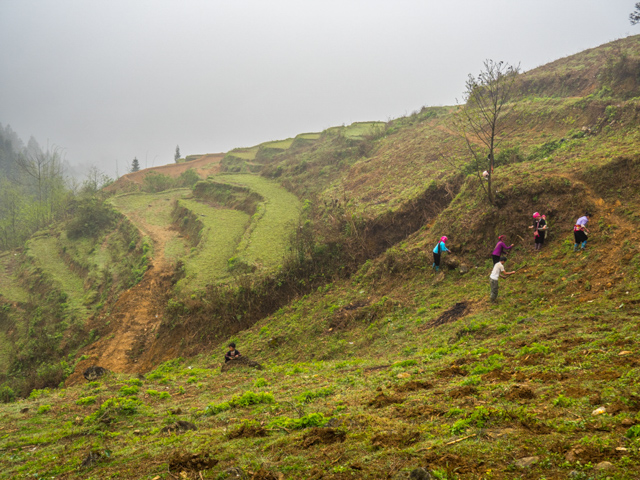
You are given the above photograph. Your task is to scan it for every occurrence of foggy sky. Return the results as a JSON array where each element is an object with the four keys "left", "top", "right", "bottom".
[{"left": 0, "top": 0, "right": 637, "bottom": 177}]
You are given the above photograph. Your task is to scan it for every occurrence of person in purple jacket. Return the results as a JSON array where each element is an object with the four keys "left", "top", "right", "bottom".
[
  {"left": 574, "top": 212, "right": 591, "bottom": 251},
  {"left": 491, "top": 235, "right": 514, "bottom": 265}
]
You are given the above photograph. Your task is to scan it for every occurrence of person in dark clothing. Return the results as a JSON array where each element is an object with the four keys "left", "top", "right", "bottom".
[
  {"left": 529, "top": 212, "right": 547, "bottom": 251},
  {"left": 225, "top": 342, "right": 241, "bottom": 363}
]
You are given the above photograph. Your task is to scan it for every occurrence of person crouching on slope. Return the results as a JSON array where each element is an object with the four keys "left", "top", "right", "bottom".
[
  {"left": 225, "top": 342, "right": 241, "bottom": 363},
  {"left": 489, "top": 256, "right": 516, "bottom": 302},
  {"left": 491, "top": 235, "right": 514, "bottom": 265},
  {"left": 574, "top": 212, "right": 591, "bottom": 251},
  {"left": 432, "top": 236, "right": 450, "bottom": 272}
]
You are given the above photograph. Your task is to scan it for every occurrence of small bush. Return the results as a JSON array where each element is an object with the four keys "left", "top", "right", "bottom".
[
  {"left": 268, "top": 413, "right": 329, "bottom": 430},
  {"left": 37, "top": 404, "right": 52, "bottom": 414},
  {"left": 552, "top": 394, "right": 573, "bottom": 408},
  {"left": 84, "top": 397, "right": 142, "bottom": 423},
  {"left": 0, "top": 385, "right": 16, "bottom": 403},
  {"left": 76, "top": 396, "right": 97, "bottom": 406},
  {"left": 254, "top": 378, "right": 270, "bottom": 388},
  {"left": 29, "top": 388, "right": 50, "bottom": 400},
  {"left": 205, "top": 391, "right": 274, "bottom": 415},
  {"left": 147, "top": 389, "right": 171, "bottom": 400},
  {"left": 119, "top": 386, "right": 139, "bottom": 397},
  {"left": 626, "top": 424, "right": 640, "bottom": 439},
  {"left": 67, "top": 197, "right": 116, "bottom": 239}
]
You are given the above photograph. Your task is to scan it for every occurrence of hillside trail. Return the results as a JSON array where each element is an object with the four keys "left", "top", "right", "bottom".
[{"left": 67, "top": 179, "right": 203, "bottom": 385}]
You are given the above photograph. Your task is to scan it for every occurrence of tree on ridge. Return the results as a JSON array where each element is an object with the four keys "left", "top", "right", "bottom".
[
  {"left": 456, "top": 59, "right": 520, "bottom": 205},
  {"left": 631, "top": 2, "right": 640, "bottom": 24}
]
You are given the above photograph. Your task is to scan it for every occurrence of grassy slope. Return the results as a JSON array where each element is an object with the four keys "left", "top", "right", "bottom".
[
  {"left": 220, "top": 174, "right": 302, "bottom": 267},
  {"left": 175, "top": 198, "right": 250, "bottom": 290},
  {"left": 25, "top": 235, "right": 90, "bottom": 320},
  {"left": 2, "top": 36, "right": 640, "bottom": 479}
]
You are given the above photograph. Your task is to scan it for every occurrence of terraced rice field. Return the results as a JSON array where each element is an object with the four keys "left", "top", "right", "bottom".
[
  {"left": 0, "top": 253, "right": 29, "bottom": 304},
  {"left": 174, "top": 198, "right": 249, "bottom": 290},
  {"left": 25, "top": 236, "right": 89, "bottom": 319},
  {"left": 219, "top": 174, "right": 302, "bottom": 267}
]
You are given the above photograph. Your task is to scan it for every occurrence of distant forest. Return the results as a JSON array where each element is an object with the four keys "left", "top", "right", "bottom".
[{"left": 0, "top": 124, "right": 111, "bottom": 250}]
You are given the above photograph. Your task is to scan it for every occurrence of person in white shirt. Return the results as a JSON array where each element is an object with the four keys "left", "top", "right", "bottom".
[{"left": 489, "top": 256, "right": 516, "bottom": 302}]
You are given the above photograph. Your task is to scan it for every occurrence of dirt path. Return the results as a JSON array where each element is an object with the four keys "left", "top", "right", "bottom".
[{"left": 67, "top": 187, "right": 202, "bottom": 384}]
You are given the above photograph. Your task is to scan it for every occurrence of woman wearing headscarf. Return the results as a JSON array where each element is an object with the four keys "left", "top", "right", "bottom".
[
  {"left": 432, "top": 236, "right": 450, "bottom": 272},
  {"left": 573, "top": 212, "right": 591, "bottom": 251},
  {"left": 528, "top": 212, "right": 547, "bottom": 251},
  {"left": 491, "top": 235, "right": 514, "bottom": 265}
]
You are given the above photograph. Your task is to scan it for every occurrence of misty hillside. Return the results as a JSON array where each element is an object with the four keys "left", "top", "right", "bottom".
[{"left": 1, "top": 35, "right": 640, "bottom": 479}]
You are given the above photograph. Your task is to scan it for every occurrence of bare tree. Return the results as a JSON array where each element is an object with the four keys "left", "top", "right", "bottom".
[
  {"left": 631, "top": 2, "right": 640, "bottom": 24},
  {"left": 457, "top": 60, "right": 520, "bottom": 205},
  {"left": 15, "top": 145, "right": 66, "bottom": 229},
  {"left": 83, "top": 166, "right": 112, "bottom": 194}
]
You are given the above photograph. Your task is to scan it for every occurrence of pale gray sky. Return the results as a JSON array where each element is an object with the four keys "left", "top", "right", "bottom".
[{"left": 0, "top": 0, "right": 636, "bottom": 176}]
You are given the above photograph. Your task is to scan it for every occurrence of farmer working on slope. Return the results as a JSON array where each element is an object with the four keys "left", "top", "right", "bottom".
[
  {"left": 489, "top": 256, "right": 516, "bottom": 302},
  {"left": 573, "top": 212, "right": 591, "bottom": 251},
  {"left": 432, "top": 236, "right": 450, "bottom": 272},
  {"left": 491, "top": 235, "right": 514, "bottom": 265},
  {"left": 529, "top": 212, "right": 547, "bottom": 251}
]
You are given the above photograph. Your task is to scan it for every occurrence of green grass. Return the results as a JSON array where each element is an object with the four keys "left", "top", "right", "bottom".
[
  {"left": 109, "top": 189, "right": 191, "bottom": 226},
  {"left": 226, "top": 147, "right": 259, "bottom": 161},
  {"left": 296, "top": 132, "right": 321, "bottom": 140},
  {"left": 175, "top": 198, "right": 250, "bottom": 291},
  {"left": 2, "top": 36, "right": 640, "bottom": 479},
  {"left": 218, "top": 174, "right": 302, "bottom": 267},
  {"left": 325, "top": 121, "right": 386, "bottom": 139},
  {"left": 0, "top": 254, "right": 28, "bottom": 303},
  {"left": 262, "top": 138, "right": 294, "bottom": 150},
  {"left": 25, "top": 236, "right": 89, "bottom": 319}
]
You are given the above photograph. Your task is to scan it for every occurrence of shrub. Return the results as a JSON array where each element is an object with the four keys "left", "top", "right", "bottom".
[
  {"left": 254, "top": 378, "right": 270, "bottom": 388},
  {"left": 205, "top": 391, "right": 274, "bottom": 415},
  {"left": 119, "top": 386, "right": 139, "bottom": 397},
  {"left": 76, "top": 396, "right": 97, "bottom": 406},
  {"left": 0, "top": 385, "right": 16, "bottom": 403},
  {"left": 147, "top": 389, "right": 171, "bottom": 400},
  {"left": 268, "top": 413, "right": 329, "bottom": 430},
  {"left": 626, "top": 424, "right": 640, "bottom": 439},
  {"left": 178, "top": 168, "right": 201, "bottom": 188},
  {"left": 142, "top": 172, "right": 176, "bottom": 193},
  {"left": 66, "top": 197, "right": 116, "bottom": 239},
  {"left": 552, "top": 394, "right": 573, "bottom": 408},
  {"left": 84, "top": 397, "right": 142, "bottom": 423},
  {"left": 37, "top": 404, "right": 52, "bottom": 414}
]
